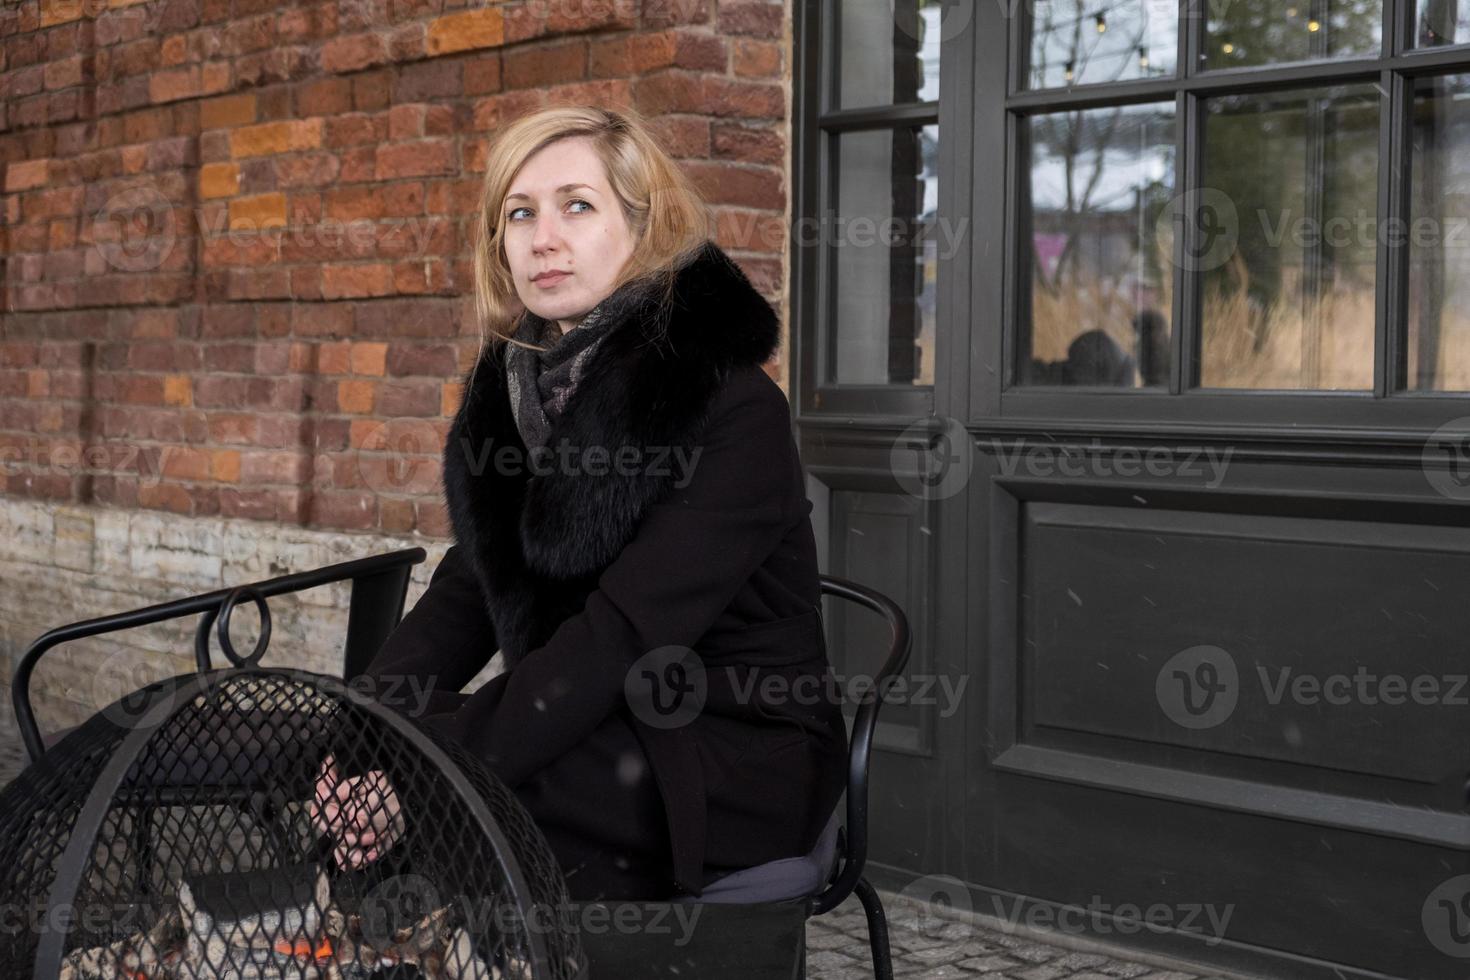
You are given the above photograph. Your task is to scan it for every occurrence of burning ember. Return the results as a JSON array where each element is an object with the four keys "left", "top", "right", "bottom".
[{"left": 57, "top": 862, "right": 529, "bottom": 980}]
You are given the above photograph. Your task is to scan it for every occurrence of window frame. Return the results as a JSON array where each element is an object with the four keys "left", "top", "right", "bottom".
[
  {"left": 985, "top": 0, "right": 1470, "bottom": 435},
  {"left": 791, "top": 0, "right": 962, "bottom": 420}
]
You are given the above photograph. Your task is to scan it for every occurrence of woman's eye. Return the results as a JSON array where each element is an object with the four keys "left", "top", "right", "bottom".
[{"left": 506, "top": 199, "right": 593, "bottom": 222}]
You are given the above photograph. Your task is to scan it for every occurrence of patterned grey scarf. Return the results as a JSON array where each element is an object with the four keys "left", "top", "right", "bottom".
[{"left": 503, "top": 298, "right": 618, "bottom": 451}]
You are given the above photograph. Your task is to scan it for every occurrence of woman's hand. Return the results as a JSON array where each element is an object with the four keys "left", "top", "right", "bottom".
[{"left": 309, "top": 754, "right": 407, "bottom": 870}]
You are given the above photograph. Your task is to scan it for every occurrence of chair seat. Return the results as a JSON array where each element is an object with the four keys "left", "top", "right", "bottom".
[{"left": 677, "top": 802, "right": 842, "bottom": 905}]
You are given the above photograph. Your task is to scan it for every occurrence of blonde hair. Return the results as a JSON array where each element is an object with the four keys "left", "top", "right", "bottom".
[{"left": 469, "top": 105, "right": 714, "bottom": 365}]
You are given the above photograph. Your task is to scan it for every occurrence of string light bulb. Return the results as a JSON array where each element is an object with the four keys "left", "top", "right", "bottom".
[
  {"left": 1138, "top": 46, "right": 1150, "bottom": 68},
  {"left": 1222, "top": 41, "right": 1235, "bottom": 54},
  {"left": 1064, "top": 60, "right": 1076, "bottom": 82},
  {"left": 1307, "top": 18, "right": 1321, "bottom": 31},
  {"left": 1095, "top": 13, "right": 1107, "bottom": 33}
]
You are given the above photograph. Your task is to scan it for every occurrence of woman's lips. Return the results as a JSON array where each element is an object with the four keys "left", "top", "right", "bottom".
[{"left": 534, "top": 272, "right": 570, "bottom": 288}]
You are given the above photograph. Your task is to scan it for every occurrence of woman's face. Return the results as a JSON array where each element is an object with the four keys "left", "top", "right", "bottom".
[{"left": 501, "top": 136, "right": 636, "bottom": 338}]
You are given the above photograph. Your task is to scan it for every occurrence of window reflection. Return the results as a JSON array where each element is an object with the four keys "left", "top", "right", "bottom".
[
  {"left": 1408, "top": 73, "right": 1470, "bottom": 390},
  {"left": 1418, "top": 0, "right": 1470, "bottom": 46},
  {"left": 1203, "top": 0, "right": 1381, "bottom": 69},
  {"left": 1200, "top": 86, "right": 1378, "bottom": 389},
  {"left": 838, "top": 0, "right": 942, "bottom": 109},
  {"left": 1021, "top": 103, "right": 1176, "bottom": 387},
  {"left": 831, "top": 125, "right": 939, "bottom": 386},
  {"left": 1028, "top": 0, "right": 1176, "bottom": 90}
]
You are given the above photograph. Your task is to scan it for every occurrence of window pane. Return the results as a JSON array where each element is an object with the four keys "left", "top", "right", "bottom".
[
  {"left": 830, "top": 125, "right": 939, "bottom": 386},
  {"left": 1200, "top": 86, "right": 1378, "bottom": 390},
  {"left": 1020, "top": 103, "right": 1176, "bottom": 388},
  {"left": 836, "top": 0, "right": 941, "bottom": 110},
  {"left": 1417, "top": 0, "right": 1470, "bottom": 46},
  {"left": 1408, "top": 74, "right": 1470, "bottom": 390},
  {"left": 1202, "top": 0, "right": 1381, "bottom": 69},
  {"left": 1027, "top": 0, "right": 1177, "bottom": 90}
]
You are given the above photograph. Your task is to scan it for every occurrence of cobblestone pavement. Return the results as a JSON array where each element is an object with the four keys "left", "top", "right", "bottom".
[
  {"left": 808, "top": 893, "right": 1259, "bottom": 979},
  {"left": 0, "top": 724, "right": 1253, "bottom": 980}
]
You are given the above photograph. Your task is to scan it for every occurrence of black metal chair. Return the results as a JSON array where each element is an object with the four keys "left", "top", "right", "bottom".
[
  {"left": 10, "top": 554, "right": 911, "bottom": 979},
  {"left": 806, "top": 573, "right": 912, "bottom": 980},
  {"left": 11, "top": 547, "right": 428, "bottom": 764}
]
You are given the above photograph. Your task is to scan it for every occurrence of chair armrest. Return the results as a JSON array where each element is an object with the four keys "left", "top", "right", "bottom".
[{"left": 10, "top": 548, "right": 426, "bottom": 765}]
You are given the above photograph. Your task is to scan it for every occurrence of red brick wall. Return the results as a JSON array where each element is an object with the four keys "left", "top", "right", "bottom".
[{"left": 0, "top": 0, "right": 791, "bottom": 538}]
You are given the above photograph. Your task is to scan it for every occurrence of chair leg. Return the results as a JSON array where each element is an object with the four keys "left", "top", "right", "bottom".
[{"left": 853, "top": 876, "right": 894, "bottom": 980}]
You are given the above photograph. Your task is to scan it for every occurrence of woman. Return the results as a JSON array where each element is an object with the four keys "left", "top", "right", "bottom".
[{"left": 311, "top": 105, "right": 849, "bottom": 903}]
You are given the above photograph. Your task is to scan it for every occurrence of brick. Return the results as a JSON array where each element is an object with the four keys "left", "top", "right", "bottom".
[
  {"left": 200, "top": 93, "right": 257, "bottom": 129},
  {"left": 375, "top": 379, "right": 441, "bottom": 417},
  {"left": 337, "top": 379, "right": 376, "bottom": 413},
  {"left": 682, "top": 160, "right": 782, "bottom": 209},
  {"left": 230, "top": 119, "right": 323, "bottom": 158},
  {"left": 321, "top": 263, "right": 394, "bottom": 299},
  {"left": 296, "top": 77, "right": 353, "bottom": 117},
  {"left": 211, "top": 449, "right": 242, "bottom": 482},
  {"left": 719, "top": 0, "right": 782, "bottom": 38},
  {"left": 150, "top": 67, "right": 204, "bottom": 104},
  {"left": 375, "top": 139, "right": 455, "bottom": 179},
  {"left": 503, "top": 40, "right": 587, "bottom": 88},
  {"left": 6, "top": 159, "right": 50, "bottom": 192},
  {"left": 163, "top": 374, "right": 193, "bottom": 407},
  {"left": 228, "top": 192, "right": 288, "bottom": 232},
  {"left": 199, "top": 162, "right": 240, "bottom": 199},
  {"left": 732, "top": 38, "right": 781, "bottom": 77},
  {"left": 309, "top": 490, "right": 377, "bottom": 530},
  {"left": 349, "top": 342, "right": 388, "bottom": 376},
  {"left": 425, "top": 8, "right": 505, "bottom": 56},
  {"left": 321, "top": 33, "right": 389, "bottom": 74}
]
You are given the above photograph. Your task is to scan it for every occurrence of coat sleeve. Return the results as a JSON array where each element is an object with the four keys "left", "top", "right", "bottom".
[
  {"left": 436, "top": 366, "right": 804, "bottom": 789},
  {"left": 359, "top": 543, "right": 498, "bottom": 716}
]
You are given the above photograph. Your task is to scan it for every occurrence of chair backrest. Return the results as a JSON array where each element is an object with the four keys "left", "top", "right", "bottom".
[
  {"left": 807, "top": 574, "right": 912, "bottom": 915},
  {"left": 10, "top": 548, "right": 426, "bottom": 764}
]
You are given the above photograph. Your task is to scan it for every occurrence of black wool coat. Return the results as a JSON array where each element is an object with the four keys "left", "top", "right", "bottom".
[{"left": 363, "top": 239, "right": 849, "bottom": 900}]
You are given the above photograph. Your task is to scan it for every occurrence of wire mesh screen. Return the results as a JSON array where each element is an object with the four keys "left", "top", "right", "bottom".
[{"left": 0, "top": 670, "right": 587, "bottom": 980}]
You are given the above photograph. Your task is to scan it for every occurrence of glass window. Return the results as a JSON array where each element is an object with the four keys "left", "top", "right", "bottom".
[
  {"left": 1417, "top": 0, "right": 1470, "bottom": 46},
  {"left": 837, "top": 0, "right": 942, "bottom": 109},
  {"left": 1199, "top": 85, "right": 1379, "bottom": 390},
  {"left": 830, "top": 125, "right": 939, "bottom": 385},
  {"left": 1407, "top": 73, "right": 1470, "bottom": 390},
  {"left": 1202, "top": 0, "right": 1382, "bottom": 69},
  {"left": 1020, "top": 103, "right": 1177, "bottom": 387},
  {"left": 1027, "top": 0, "right": 1178, "bottom": 89}
]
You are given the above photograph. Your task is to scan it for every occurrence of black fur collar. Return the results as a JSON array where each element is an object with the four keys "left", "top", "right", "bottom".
[{"left": 441, "top": 238, "right": 780, "bottom": 662}]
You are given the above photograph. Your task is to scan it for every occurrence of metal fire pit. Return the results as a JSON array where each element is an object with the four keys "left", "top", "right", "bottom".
[{"left": 0, "top": 663, "right": 587, "bottom": 980}]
